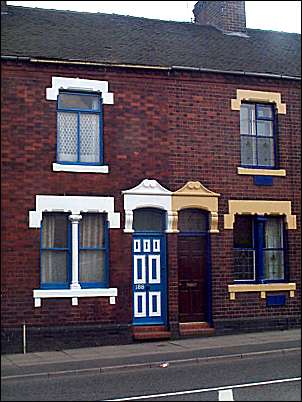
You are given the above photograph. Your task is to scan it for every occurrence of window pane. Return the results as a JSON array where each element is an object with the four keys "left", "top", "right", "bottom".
[
  {"left": 265, "top": 217, "right": 283, "bottom": 248},
  {"left": 240, "top": 104, "right": 256, "bottom": 135},
  {"left": 257, "top": 105, "right": 273, "bottom": 119},
  {"left": 178, "top": 208, "right": 207, "bottom": 232},
  {"left": 264, "top": 250, "right": 284, "bottom": 280},
  {"left": 79, "top": 250, "right": 105, "bottom": 283},
  {"left": 41, "top": 250, "right": 67, "bottom": 283},
  {"left": 79, "top": 114, "right": 100, "bottom": 163},
  {"left": 133, "top": 208, "right": 165, "bottom": 232},
  {"left": 42, "top": 213, "right": 68, "bottom": 248},
  {"left": 233, "top": 216, "right": 253, "bottom": 248},
  {"left": 241, "top": 136, "right": 257, "bottom": 166},
  {"left": 59, "top": 93, "right": 99, "bottom": 111},
  {"left": 234, "top": 249, "right": 255, "bottom": 280},
  {"left": 257, "top": 137, "right": 274, "bottom": 166},
  {"left": 256, "top": 120, "right": 273, "bottom": 137},
  {"left": 57, "top": 112, "right": 78, "bottom": 162},
  {"left": 80, "top": 214, "right": 104, "bottom": 248}
]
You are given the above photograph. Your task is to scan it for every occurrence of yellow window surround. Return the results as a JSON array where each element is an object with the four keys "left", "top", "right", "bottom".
[
  {"left": 224, "top": 200, "right": 296, "bottom": 230},
  {"left": 228, "top": 283, "right": 296, "bottom": 300},
  {"left": 231, "top": 89, "right": 286, "bottom": 114},
  {"left": 237, "top": 167, "right": 286, "bottom": 177}
]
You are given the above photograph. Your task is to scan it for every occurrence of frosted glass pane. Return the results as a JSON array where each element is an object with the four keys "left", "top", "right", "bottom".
[
  {"left": 41, "top": 251, "right": 67, "bottom": 283},
  {"left": 257, "top": 137, "right": 274, "bottom": 166},
  {"left": 257, "top": 120, "right": 273, "bottom": 137},
  {"left": 241, "top": 136, "right": 257, "bottom": 165},
  {"left": 79, "top": 114, "right": 100, "bottom": 163},
  {"left": 57, "top": 112, "right": 78, "bottom": 162},
  {"left": 257, "top": 105, "right": 273, "bottom": 119},
  {"left": 79, "top": 250, "right": 105, "bottom": 283}
]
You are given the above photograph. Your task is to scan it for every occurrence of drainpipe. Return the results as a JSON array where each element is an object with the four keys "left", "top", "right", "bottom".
[{"left": 22, "top": 322, "right": 26, "bottom": 354}]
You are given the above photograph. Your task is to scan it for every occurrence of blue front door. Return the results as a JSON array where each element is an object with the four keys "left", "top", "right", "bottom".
[{"left": 132, "top": 233, "right": 167, "bottom": 325}]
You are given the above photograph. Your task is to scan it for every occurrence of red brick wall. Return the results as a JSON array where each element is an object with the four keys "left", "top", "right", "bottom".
[
  {"left": 1, "top": 61, "right": 300, "bottom": 331},
  {"left": 193, "top": 1, "right": 246, "bottom": 33}
]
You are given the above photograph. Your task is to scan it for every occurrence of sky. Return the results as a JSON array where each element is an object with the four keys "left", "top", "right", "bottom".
[{"left": 7, "top": 1, "right": 301, "bottom": 33}]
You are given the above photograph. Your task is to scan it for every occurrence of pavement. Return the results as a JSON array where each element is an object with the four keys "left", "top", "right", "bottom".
[{"left": 1, "top": 329, "right": 301, "bottom": 380}]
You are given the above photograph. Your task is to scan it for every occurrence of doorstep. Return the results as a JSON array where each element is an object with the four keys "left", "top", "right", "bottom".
[
  {"left": 132, "top": 325, "right": 171, "bottom": 341},
  {"left": 179, "top": 322, "right": 215, "bottom": 337}
]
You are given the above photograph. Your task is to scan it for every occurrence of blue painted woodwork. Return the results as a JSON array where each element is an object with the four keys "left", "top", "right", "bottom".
[
  {"left": 267, "top": 294, "right": 286, "bottom": 306},
  {"left": 56, "top": 90, "right": 103, "bottom": 165},
  {"left": 132, "top": 232, "right": 167, "bottom": 325},
  {"left": 40, "top": 213, "right": 109, "bottom": 289},
  {"left": 234, "top": 215, "right": 287, "bottom": 284},
  {"left": 253, "top": 175, "right": 273, "bottom": 186}
]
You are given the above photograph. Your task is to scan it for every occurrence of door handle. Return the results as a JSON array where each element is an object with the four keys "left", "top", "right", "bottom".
[{"left": 186, "top": 282, "right": 197, "bottom": 288}]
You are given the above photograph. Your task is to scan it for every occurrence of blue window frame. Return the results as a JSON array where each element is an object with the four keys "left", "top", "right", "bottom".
[
  {"left": 56, "top": 91, "right": 103, "bottom": 165},
  {"left": 40, "top": 212, "right": 109, "bottom": 289},
  {"left": 233, "top": 215, "right": 287, "bottom": 283},
  {"left": 240, "top": 103, "right": 277, "bottom": 168}
]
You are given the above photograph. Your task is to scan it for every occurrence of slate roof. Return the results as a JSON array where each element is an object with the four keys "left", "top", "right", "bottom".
[{"left": 1, "top": 5, "right": 301, "bottom": 78}]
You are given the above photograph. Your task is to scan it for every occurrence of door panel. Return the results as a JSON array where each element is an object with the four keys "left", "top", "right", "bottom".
[
  {"left": 133, "top": 234, "right": 166, "bottom": 324},
  {"left": 178, "top": 235, "right": 207, "bottom": 322}
]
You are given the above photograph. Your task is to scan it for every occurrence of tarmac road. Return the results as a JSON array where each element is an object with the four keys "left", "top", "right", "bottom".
[
  {"left": 1, "top": 329, "right": 301, "bottom": 401},
  {"left": 1, "top": 350, "right": 301, "bottom": 401}
]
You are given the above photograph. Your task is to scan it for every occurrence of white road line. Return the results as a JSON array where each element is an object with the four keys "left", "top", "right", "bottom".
[
  {"left": 218, "top": 389, "right": 234, "bottom": 401},
  {"left": 104, "top": 377, "right": 301, "bottom": 401}
]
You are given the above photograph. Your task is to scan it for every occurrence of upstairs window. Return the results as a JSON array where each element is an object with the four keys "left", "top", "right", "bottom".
[
  {"left": 240, "top": 103, "right": 277, "bottom": 168},
  {"left": 233, "top": 215, "right": 286, "bottom": 283},
  {"left": 57, "top": 91, "right": 103, "bottom": 165}
]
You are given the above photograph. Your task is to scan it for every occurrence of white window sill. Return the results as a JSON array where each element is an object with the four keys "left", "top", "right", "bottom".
[
  {"left": 53, "top": 163, "right": 109, "bottom": 173},
  {"left": 33, "top": 288, "right": 117, "bottom": 307}
]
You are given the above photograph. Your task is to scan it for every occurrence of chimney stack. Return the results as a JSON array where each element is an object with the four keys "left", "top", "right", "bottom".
[
  {"left": 1, "top": 1, "right": 8, "bottom": 15},
  {"left": 193, "top": 1, "right": 246, "bottom": 34}
]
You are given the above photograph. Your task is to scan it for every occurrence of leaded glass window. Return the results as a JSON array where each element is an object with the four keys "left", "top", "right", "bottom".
[
  {"left": 233, "top": 215, "right": 286, "bottom": 283},
  {"left": 240, "top": 103, "right": 276, "bottom": 168}
]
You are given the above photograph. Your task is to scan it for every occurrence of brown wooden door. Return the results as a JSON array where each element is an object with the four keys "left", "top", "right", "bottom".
[{"left": 178, "top": 236, "right": 207, "bottom": 322}]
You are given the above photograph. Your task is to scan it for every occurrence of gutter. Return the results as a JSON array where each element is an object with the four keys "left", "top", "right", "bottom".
[{"left": 1, "top": 55, "right": 301, "bottom": 81}]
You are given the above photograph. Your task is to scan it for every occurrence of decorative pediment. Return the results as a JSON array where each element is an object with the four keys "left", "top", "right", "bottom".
[
  {"left": 172, "top": 181, "right": 220, "bottom": 233},
  {"left": 173, "top": 181, "right": 220, "bottom": 197},
  {"left": 122, "top": 179, "right": 171, "bottom": 196}
]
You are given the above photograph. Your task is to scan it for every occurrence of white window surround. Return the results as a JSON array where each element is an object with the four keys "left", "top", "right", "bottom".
[
  {"left": 46, "top": 76, "right": 114, "bottom": 104},
  {"left": 122, "top": 179, "right": 175, "bottom": 233},
  {"left": 47, "top": 77, "right": 113, "bottom": 173},
  {"left": 29, "top": 195, "right": 120, "bottom": 228},
  {"left": 29, "top": 195, "right": 120, "bottom": 307},
  {"left": 52, "top": 163, "right": 109, "bottom": 174}
]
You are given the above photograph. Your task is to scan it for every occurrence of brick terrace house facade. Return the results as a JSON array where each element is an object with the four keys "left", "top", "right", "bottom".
[{"left": 1, "top": 1, "right": 301, "bottom": 353}]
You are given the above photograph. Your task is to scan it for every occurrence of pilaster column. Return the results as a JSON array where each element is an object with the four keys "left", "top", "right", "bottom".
[
  {"left": 124, "top": 210, "right": 134, "bottom": 233},
  {"left": 68, "top": 214, "right": 82, "bottom": 289}
]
